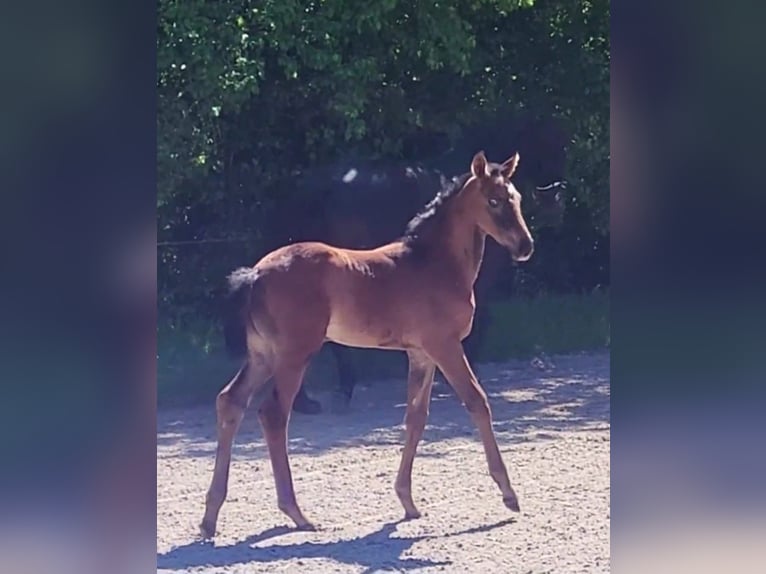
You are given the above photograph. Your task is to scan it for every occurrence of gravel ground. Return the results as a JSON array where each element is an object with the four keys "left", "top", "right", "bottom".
[{"left": 158, "top": 351, "right": 610, "bottom": 573}]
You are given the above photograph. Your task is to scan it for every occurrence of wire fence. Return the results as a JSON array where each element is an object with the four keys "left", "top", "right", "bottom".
[{"left": 157, "top": 236, "right": 256, "bottom": 248}]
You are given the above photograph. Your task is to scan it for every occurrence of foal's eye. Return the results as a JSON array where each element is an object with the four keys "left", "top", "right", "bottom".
[{"left": 488, "top": 197, "right": 500, "bottom": 208}]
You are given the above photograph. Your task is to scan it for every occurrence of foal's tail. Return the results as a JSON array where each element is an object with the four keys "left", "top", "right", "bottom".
[{"left": 222, "top": 267, "right": 261, "bottom": 360}]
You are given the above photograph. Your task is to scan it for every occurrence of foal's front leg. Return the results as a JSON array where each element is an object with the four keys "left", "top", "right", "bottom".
[
  {"left": 425, "top": 340, "right": 520, "bottom": 512},
  {"left": 395, "top": 350, "right": 436, "bottom": 519}
]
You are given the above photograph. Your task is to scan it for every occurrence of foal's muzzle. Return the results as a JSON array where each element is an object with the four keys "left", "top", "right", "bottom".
[{"left": 511, "top": 236, "right": 534, "bottom": 262}]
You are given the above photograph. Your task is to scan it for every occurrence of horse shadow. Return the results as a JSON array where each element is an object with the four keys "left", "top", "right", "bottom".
[{"left": 157, "top": 517, "right": 516, "bottom": 573}]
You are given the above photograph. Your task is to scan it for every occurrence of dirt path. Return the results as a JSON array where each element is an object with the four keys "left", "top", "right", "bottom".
[{"left": 158, "top": 351, "right": 610, "bottom": 573}]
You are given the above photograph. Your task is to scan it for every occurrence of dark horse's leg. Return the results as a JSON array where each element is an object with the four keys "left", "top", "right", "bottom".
[
  {"left": 292, "top": 384, "right": 322, "bottom": 414},
  {"left": 330, "top": 342, "right": 357, "bottom": 412},
  {"left": 463, "top": 300, "right": 491, "bottom": 365},
  {"left": 333, "top": 343, "right": 357, "bottom": 400},
  {"left": 292, "top": 343, "right": 357, "bottom": 414},
  {"left": 442, "top": 302, "right": 489, "bottom": 388},
  {"left": 462, "top": 241, "right": 503, "bottom": 365}
]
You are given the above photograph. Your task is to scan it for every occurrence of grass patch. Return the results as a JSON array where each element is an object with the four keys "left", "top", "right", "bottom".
[
  {"left": 158, "top": 290, "right": 609, "bottom": 407},
  {"left": 477, "top": 290, "right": 610, "bottom": 362},
  {"left": 157, "top": 316, "right": 234, "bottom": 407}
]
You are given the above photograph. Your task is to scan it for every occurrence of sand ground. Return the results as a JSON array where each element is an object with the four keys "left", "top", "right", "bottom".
[{"left": 158, "top": 351, "right": 609, "bottom": 573}]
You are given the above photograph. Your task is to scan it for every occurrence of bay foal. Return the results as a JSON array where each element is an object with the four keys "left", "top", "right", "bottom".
[{"left": 200, "top": 151, "right": 534, "bottom": 537}]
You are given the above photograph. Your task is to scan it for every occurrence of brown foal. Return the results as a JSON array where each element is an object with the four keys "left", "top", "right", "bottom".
[{"left": 200, "top": 151, "right": 535, "bottom": 538}]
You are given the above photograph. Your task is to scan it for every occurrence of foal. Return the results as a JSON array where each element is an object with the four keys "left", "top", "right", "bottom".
[{"left": 200, "top": 151, "right": 535, "bottom": 537}]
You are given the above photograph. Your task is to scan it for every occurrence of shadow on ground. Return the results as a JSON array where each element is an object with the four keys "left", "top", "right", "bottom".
[
  {"left": 158, "top": 352, "right": 609, "bottom": 460},
  {"left": 158, "top": 517, "right": 517, "bottom": 573}
]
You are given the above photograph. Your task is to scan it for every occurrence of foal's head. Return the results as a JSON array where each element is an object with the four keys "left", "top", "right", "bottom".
[{"left": 464, "top": 151, "right": 535, "bottom": 261}]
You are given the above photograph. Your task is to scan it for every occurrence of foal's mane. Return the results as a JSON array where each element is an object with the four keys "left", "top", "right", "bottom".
[{"left": 402, "top": 172, "right": 471, "bottom": 244}]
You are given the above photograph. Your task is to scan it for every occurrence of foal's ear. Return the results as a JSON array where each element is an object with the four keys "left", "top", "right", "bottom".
[
  {"left": 500, "top": 152, "right": 521, "bottom": 179},
  {"left": 471, "top": 151, "right": 489, "bottom": 178}
]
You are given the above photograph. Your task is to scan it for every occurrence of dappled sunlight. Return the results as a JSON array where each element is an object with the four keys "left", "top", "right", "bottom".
[{"left": 158, "top": 352, "right": 610, "bottom": 459}]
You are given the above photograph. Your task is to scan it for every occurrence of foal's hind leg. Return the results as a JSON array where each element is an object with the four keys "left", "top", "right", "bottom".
[
  {"left": 200, "top": 357, "right": 272, "bottom": 538},
  {"left": 425, "top": 340, "right": 520, "bottom": 512},
  {"left": 258, "top": 358, "right": 315, "bottom": 530},
  {"left": 395, "top": 350, "right": 436, "bottom": 519}
]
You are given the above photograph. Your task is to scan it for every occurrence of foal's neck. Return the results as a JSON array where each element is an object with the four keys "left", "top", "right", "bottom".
[
  {"left": 402, "top": 189, "right": 487, "bottom": 294},
  {"left": 413, "top": 197, "right": 487, "bottom": 293},
  {"left": 446, "top": 212, "right": 487, "bottom": 290}
]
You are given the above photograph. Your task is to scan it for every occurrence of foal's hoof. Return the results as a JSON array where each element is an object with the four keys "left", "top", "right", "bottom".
[
  {"left": 503, "top": 495, "right": 521, "bottom": 513},
  {"left": 295, "top": 521, "right": 317, "bottom": 532},
  {"left": 199, "top": 520, "right": 216, "bottom": 539},
  {"left": 404, "top": 509, "right": 422, "bottom": 520}
]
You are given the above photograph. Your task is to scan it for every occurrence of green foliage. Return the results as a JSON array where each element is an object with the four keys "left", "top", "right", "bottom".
[
  {"left": 157, "top": 0, "right": 610, "bottom": 336},
  {"left": 158, "top": 0, "right": 608, "bottom": 192},
  {"left": 478, "top": 289, "right": 610, "bottom": 361}
]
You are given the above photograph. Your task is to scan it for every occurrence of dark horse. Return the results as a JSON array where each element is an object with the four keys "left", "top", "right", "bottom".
[
  {"left": 249, "top": 116, "right": 568, "bottom": 414},
  {"left": 201, "top": 151, "right": 533, "bottom": 537}
]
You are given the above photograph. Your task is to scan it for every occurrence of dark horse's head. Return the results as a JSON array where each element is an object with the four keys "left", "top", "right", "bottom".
[{"left": 432, "top": 115, "right": 569, "bottom": 229}]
